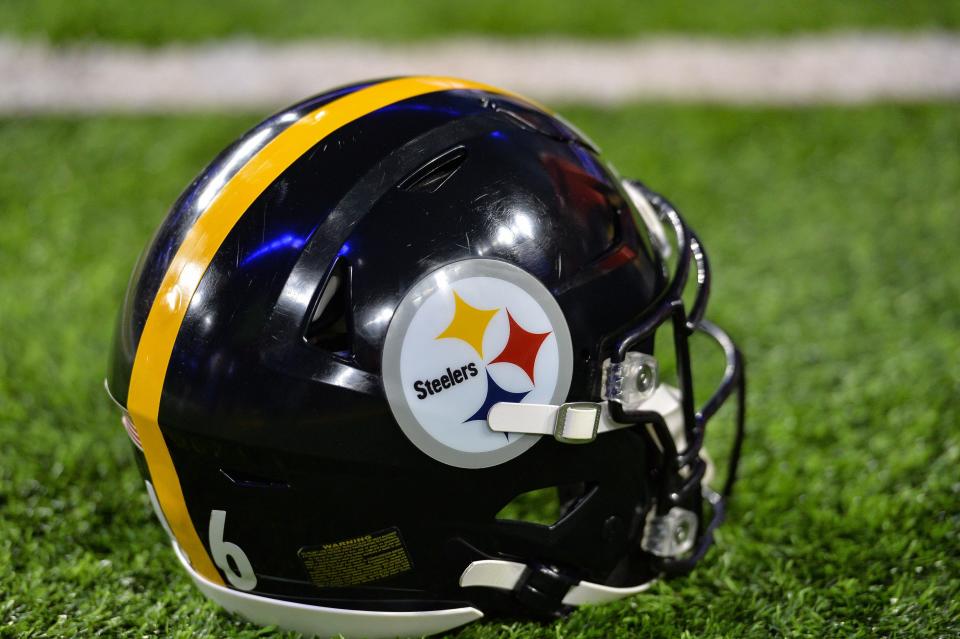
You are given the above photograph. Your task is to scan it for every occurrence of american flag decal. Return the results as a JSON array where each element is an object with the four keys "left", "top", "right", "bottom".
[{"left": 121, "top": 414, "right": 143, "bottom": 451}]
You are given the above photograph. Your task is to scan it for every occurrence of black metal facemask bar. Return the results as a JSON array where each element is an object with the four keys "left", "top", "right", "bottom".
[{"left": 609, "top": 181, "right": 746, "bottom": 574}]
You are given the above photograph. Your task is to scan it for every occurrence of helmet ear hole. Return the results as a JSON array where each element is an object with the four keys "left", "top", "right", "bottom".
[
  {"left": 305, "top": 260, "right": 352, "bottom": 355},
  {"left": 495, "top": 482, "right": 589, "bottom": 527}
]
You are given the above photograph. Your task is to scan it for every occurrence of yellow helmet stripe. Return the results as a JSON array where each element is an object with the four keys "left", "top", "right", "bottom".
[{"left": 127, "top": 76, "right": 523, "bottom": 585}]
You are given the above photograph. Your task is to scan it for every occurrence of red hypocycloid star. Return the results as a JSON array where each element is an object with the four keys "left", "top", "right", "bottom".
[{"left": 489, "top": 310, "right": 551, "bottom": 383}]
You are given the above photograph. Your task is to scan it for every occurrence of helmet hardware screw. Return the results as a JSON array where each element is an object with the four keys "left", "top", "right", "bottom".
[{"left": 636, "top": 363, "right": 655, "bottom": 393}]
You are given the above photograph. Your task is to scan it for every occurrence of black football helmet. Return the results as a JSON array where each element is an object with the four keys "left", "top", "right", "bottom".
[{"left": 107, "top": 76, "right": 745, "bottom": 638}]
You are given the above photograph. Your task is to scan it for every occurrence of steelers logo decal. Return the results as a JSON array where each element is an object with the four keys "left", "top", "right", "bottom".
[{"left": 382, "top": 259, "right": 573, "bottom": 468}]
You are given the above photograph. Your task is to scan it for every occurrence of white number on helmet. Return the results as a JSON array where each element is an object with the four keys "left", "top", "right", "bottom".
[{"left": 208, "top": 509, "right": 257, "bottom": 591}]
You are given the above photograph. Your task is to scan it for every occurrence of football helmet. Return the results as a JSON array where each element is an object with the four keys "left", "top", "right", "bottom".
[{"left": 107, "top": 76, "right": 745, "bottom": 638}]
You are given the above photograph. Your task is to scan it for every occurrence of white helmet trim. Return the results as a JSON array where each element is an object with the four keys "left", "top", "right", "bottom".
[{"left": 172, "top": 541, "right": 483, "bottom": 639}]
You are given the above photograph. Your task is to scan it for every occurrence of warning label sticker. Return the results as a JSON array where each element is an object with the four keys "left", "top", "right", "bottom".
[{"left": 298, "top": 527, "right": 413, "bottom": 588}]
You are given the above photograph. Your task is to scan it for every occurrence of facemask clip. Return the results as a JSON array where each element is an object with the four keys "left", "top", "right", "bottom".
[
  {"left": 601, "top": 352, "right": 659, "bottom": 409},
  {"left": 641, "top": 506, "right": 698, "bottom": 558}
]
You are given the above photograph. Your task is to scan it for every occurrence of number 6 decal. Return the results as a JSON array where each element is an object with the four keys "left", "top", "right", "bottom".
[{"left": 209, "top": 510, "right": 257, "bottom": 591}]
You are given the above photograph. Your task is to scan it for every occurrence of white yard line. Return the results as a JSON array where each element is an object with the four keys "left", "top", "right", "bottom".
[{"left": 2, "top": 33, "right": 959, "bottom": 113}]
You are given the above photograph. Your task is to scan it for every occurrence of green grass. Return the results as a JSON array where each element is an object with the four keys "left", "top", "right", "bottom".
[
  {"left": 1, "top": 103, "right": 959, "bottom": 638},
  {"left": 2, "top": 0, "right": 960, "bottom": 44}
]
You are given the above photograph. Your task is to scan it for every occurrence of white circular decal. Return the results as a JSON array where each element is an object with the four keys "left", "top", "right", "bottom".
[{"left": 382, "top": 259, "right": 573, "bottom": 468}]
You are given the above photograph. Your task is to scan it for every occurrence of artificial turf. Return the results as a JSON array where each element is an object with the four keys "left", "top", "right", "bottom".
[
  {"left": 0, "top": 104, "right": 958, "bottom": 638},
  {"left": 2, "top": 0, "right": 960, "bottom": 44}
]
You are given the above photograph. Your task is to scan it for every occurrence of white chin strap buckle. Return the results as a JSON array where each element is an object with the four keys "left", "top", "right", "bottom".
[
  {"left": 486, "top": 384, "right": 684, "bottom": 444},
  {"left": 486, "top": 352, "right": 669, "bottom": 444},
  {"left": 460, "top": 559, "right": 654, "bottom": 607},
  {"left": 553, "top": 402, "right": 602, "bottom": 443}
]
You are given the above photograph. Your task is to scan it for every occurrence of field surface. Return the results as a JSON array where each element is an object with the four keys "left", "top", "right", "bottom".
[
  {"left": 2, "top": 0, "right": 960, "bottom": 44},
  {"left": 0, "top": 103, "right": 958, "bottom": 638}
]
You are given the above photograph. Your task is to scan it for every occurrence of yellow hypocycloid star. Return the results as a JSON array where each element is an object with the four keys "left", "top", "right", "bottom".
[{"left": 436, "top": 291, "right": 499, "bottom": 357}]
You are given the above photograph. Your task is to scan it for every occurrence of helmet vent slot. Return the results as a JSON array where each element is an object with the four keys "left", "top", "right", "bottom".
[
  {"left": 496, "top": 482, "right": 587, "bottom": 527},
  {"left": 397, "top": 146, "right": 467, "bottom": 194},
  {"left": 306, "top": 260, "right": 352, "bottom": 356},
  {"left": 220, "top": 468, "right": 290, "bottom": 490}
]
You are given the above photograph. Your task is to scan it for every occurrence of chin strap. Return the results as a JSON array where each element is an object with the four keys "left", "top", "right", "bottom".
[
  {"left": 459, "top": 559, "right": 655, "bottom": 608},
  {"left": 486, "top": 383, "right": 715, "bottom": 487},
  {"left": 486, "top": 385, "right": 684, "bottom": 444}
]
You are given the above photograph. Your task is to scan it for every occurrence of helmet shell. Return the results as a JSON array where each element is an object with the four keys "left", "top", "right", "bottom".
[{"left": 109, "top": 78, "right": 668, "bottom": 617}]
